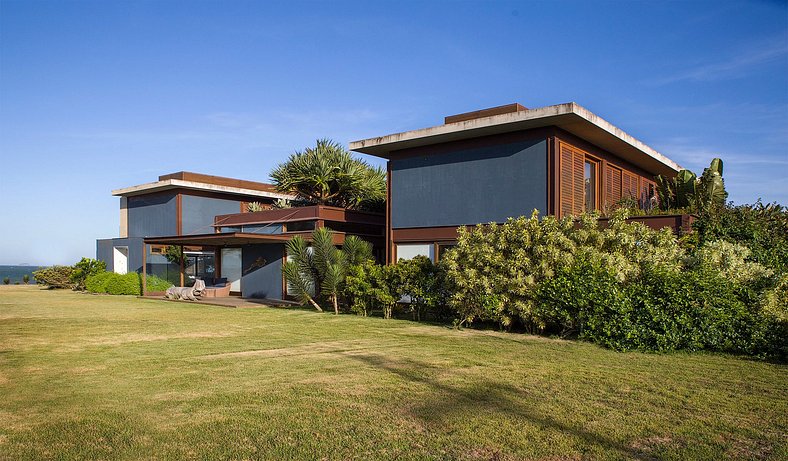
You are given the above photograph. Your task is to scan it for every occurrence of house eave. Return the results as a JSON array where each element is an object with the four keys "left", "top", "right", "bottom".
[
  {"left": 350, "top": 102, "right": 682, "bottom": 177},
  {"left": 112, "top": 179, "right": 294, "bottom": 200}
]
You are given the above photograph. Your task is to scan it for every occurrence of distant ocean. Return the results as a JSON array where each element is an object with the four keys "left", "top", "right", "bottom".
[{"left": 0, "top": 266, "right": 42, "bottom": 284}]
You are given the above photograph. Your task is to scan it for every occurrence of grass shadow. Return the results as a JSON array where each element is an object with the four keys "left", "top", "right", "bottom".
[{"left": 348, "top": 353, "right": 660, "bottom": 460}]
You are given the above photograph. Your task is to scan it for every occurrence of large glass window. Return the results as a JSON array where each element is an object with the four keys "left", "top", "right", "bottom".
[
  {"left": 396, "top": 244, "right": 435, "bottom": 262},
  {"left": 584, "top": 160, "right": 597, "bottom": 212},
  {"left": 184, "top": 252, "right": 215, "bottom": 286}
]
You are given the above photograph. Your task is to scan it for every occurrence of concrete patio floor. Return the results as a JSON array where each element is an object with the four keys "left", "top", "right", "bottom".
[{"left": 140, "top": 295, "right": 299, "bottom": 309}]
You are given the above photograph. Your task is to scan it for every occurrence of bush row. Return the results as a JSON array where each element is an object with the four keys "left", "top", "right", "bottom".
[
  {"left": 343, "top": 210, "right": 786, "bottom": 361},
  {"left": 85, "top": 271, "right": 173, "bottom": 295},
  {"left": 33, "top": 258, "right": 107, "bottom": 290}
]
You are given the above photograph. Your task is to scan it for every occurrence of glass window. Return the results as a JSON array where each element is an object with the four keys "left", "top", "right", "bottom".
[
  {"left": 436, "top": 243, "right": 457, "bottom": 261},
  {"left": 183, "top": 252, "right": 215, "bottom": 286},
  {"left": 396, "top": 244, "right": 435, "bottom": 262},
  {"left": 584, "top": 160, "right": 597, "bottom": 212},
  {"left": 285, "top": 221, "right": 316, "bottom": 232}
]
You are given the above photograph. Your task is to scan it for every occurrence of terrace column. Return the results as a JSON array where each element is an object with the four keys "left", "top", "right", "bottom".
[
  {"left": 141, "top": 241, "right": 147, "bottom": 295},
  {"left": 179, "top": 245, "right": 185, "bottom": 287}
]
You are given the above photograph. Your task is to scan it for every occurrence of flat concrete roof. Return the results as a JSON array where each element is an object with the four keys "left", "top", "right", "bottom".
[
  {"left": 350, "top": 102, "right": 681, "bottom": 176},
  {"left": 143, "top": 231, "right": 346, "bottom": 246},
  {"left": 112, "top": 178, "right": 293, "bottom": 200}
]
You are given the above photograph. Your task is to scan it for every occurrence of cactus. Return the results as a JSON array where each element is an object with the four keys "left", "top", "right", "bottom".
[{"left": 246, "top": 201, "right": 265, "bottom": 212}]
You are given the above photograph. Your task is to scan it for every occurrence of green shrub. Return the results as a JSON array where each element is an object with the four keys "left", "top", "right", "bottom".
[
  {"left": 85, "top": 271, "right": 115, "bottom": 293},
  {"left": 2, "top": 277, "right": 9, "bottom": 285},
  {"left": 146, "top": 275, "right": 174, "bottom": 292},
  {"left": 535, "top": 260, "right": 632, "bottom": 349},
  {"left": 22, "top": 274, "right": 29, "bottom": 284},
  {"left": 693, "top": 201, "right": 788, "bottom": 274},
  {"left": 33, "top": 266, "right": 75, "bottom": 289},
  {"left": 535, "top": 262, "right": 780, "bottom": 357},
  {"left": 756, "top": 276, "right": 788, "bottom": 361},
  {"left": 345, "top": 261, "right": 401, "bottom": 318},
  {"left": 105, "top": 272, "right": 141, "bottom": 295},
  {"left": 442, "top": 210, "right": 684, "bottom": 331},
  {"left": 626, "top": 269, "right": 750, "bottom": 353},
  {"left": 394, "top": 255, "right": 450, "bottom": 321},
  {"left": 689, "top": 240, "right": 773, "bottom": 285},
  {"left": 85, "top": 271, "right": 141, "bottom": 295},
  {"left": 70, "top": 257, "right": 107, "bottom": 291}
]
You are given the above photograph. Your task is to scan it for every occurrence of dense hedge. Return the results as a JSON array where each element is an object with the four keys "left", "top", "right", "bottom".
[
  {"left": 85, "top": 272, "right": 173, "bottom": 295},
  {"left": 692, "top": 201, "right": 788, "bottom": 274},
  {"left": 339, "top": 210, "right": 787, "bottom": 360},
  {"left": 437, "top": 210, "right": 786, "bottom": 360}
]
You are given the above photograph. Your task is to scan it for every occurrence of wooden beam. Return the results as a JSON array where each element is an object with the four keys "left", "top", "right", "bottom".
[
  {"left": 179, "top": 245, "right": 184, "bottom": 287},
  {"left": 141, "top": 242, "right": 147, "bottom": 295}
]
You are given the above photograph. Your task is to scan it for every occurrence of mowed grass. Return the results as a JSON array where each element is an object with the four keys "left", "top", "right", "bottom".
[{"left": 0, "top": 285, "right": 786, "bottom": 460}]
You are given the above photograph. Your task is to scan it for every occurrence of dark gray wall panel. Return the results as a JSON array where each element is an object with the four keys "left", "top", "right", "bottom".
[
  {"left": 127, "top": 193, "right": 177, "bottom": 237},
  {"left": 241, "top": 244, "right": 284, "bottom": 299},
  {"left": 182, "top": 195, "right": 242, "bottom": 235},
  {"left": 391, "top": 139, "right": 547, "bottom": 228},
  {"left": 96, "top": 239, "right": 114, "bottom": 270},
  {"left": 95, "top": 237, "right": 144, "bottom": 273}
]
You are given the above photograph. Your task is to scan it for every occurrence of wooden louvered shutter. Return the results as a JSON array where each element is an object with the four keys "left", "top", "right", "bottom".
[
  {"left": 559, "top": 142, "right": 585, "bottom": 217},
  {"left": 605, "top": 166, "right": 623, "bottom": 209},
  {"left": 622, "top": 170, "right": 639, "bottom": 199}
]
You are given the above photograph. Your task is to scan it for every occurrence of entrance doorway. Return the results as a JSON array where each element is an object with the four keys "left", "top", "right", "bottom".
[{"left": 113, "top": 246, "right": 128, "bottom": 274}]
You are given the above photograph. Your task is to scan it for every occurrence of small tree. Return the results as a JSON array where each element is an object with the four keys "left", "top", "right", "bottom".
[
  {"left": 33, "top": 266, "right": 75, "bottom": 289},
  {"left": 23, "top": 274, "right": 30, "bottom": 284},
  {"left": 70, "top": 257, "right": 107, "bottom": 291},
  {"left": 163, "top": 245, "right": 184, "bottom": 266},
  {"left": 345, "top": 261, "right": 400, "bottom": 319},
  {"left": 2, "top": 277, "right": 9, "bottom": 285}
]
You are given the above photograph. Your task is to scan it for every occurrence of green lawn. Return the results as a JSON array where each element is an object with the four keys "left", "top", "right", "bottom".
[{"left": 0, "top": 285, "right": 786, "bottom": 460}]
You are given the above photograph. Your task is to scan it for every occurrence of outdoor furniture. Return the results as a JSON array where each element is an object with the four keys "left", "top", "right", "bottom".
[{"left": 202, "top": 278, "right": 231, "bottom": 298}]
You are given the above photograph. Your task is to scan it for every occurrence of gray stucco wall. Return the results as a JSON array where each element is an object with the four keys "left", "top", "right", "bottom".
[
  {"left": 390, "top": 138, "right": 547, "bottom": 228},
  {"left": 241, "top": 244, "right": 284, "bottom": 299},
  {"left": 127, "top": 193, "right": 177, "bottom": 237},
  {"left": 96, "top": 237, "right": 144, "bottom": 273},
  {"left": 182, "top": 194, "right": 242, "bottom": 235}
]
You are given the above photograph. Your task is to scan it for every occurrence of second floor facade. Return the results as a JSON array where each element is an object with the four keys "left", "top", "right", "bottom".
[
  {"left": 113, "top": 171, "right": 292, "bottom": 239},
  {"left": 350, "top": 102, "right": 683, "bottom": 263}
]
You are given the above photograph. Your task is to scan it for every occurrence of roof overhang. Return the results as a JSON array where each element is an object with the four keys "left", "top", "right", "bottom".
[
  {"left": 143, "top": 231, "right": 345, "bottom": 247},
  {"left": 214, "top": 205, "right": 385, "bottom": 227},
  {"left": 350, "top": 102, "right": 681, "bottom": 177},
  {"left": 113, "top": 179, "right": 294, "bottom": 200}
]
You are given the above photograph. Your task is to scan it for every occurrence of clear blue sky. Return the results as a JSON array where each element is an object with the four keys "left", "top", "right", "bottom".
[{"left": 1, "top": 0, "right": 786, "bottom": 265}]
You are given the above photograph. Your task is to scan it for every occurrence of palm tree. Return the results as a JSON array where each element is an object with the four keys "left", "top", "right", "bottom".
[
  {"left": 282, "top": 235, "right": 322, "bottom": 312},
  {"left": 270, "top": 139, "right": 386, "bottom": 210},
  {"left": 282, "top": 228, "right": 373, "bottom": 314}
]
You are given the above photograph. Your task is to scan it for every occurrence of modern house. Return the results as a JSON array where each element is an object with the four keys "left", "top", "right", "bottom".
[
  {"left": 349, "top": 102, "right": 684, "bottom": 263},
  {"left": 98, "top": 101, "right": 683, "bottom": 299},
  {"left": 96, "top": 172, "right": 384, "bottom": 299}
]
